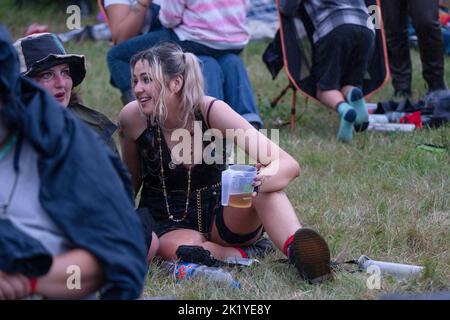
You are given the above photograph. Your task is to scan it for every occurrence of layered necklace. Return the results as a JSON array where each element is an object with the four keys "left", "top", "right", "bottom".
[
  {"left": 0, "top": 133, "right": 19, "bottom": 216},
  {"left": 157, "top": 121, "right": 194, "bottom": 223}
]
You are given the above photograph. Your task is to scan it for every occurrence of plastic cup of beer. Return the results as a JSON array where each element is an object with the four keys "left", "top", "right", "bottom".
[{"left": 222, "top": 165, "right": 257, "bottom": 208}]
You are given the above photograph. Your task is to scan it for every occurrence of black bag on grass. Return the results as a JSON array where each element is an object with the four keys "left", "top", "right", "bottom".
[{"left": 424, "top": 90, "right": 450, "bottom": 128}]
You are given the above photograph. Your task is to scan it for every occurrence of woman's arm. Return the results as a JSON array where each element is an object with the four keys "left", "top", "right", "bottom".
[
  {"left": 118, "top": 102, "right": 145, "bottom": 194},
  {"left": 202, "top": 98, "right": 301, "bottom": 193},
  {"left": 34, "top": 249, "right": 104, "bottom": 299},
  {"left": 0, "top": 249, "right": 104, "bottom": 300},
  {"left": 106, "top": 1, "right": 152, "bottom": 44}
]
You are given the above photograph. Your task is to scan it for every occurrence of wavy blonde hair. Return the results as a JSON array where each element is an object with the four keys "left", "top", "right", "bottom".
[{"left": 130, "top": 42, "right": 204, "bottom": 129}]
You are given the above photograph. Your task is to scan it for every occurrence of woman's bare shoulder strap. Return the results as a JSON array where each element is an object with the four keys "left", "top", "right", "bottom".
[{"left": 206, "top": 99, "right": 219, "bottom": 128}]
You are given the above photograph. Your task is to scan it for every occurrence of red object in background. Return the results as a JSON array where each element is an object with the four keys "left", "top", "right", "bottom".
[
  {"left": 25, "top": 23, "right": 49, "bottom": 36},
  {"left": 439, "top": 10, "right": 450, "bottom": 26},
  {"left": 400, "top": 111, "right": 422, "bottom": 128}
]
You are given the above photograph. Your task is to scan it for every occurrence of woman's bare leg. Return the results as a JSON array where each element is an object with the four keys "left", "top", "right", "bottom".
[
  {"left": 209, "top": 192, "right": 332, "bottom": 283},
  {"left": 211, "top": 191, "right": 301, "bottom": 253},
  {"left": 147, "top": 232, "right": 160, "bottom": 262}
]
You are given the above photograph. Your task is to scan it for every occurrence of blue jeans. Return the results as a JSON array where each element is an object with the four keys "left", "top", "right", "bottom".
[
  {"left": 106, "top": 28, "right": 262, "bottom": 126},
  {"left": 201, "top": 55, "right": 262, "bottom": 125}
]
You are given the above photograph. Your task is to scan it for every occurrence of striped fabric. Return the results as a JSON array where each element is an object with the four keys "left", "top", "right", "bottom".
[
  {"left": 303, "top": 0, "right": 375, "bottom": 43},
  {"left": 158, "top": 0, "right": 250, "bottom": 50},
  {"left": 280, "top": 0, "right": 374, "bottom": 43},
  {"left": 247, "top": 0, "right": 278, "bottom": 22}
]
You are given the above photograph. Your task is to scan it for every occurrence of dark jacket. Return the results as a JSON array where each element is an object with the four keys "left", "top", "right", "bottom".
[
  {"left": 68, "top": 102, "right": 118, "bottom": 153},
  {"left": 0, "top": 24, "right": 147, "bottom": 300},
  {"left": 0, "top": 219, "right": 53, "bottom": 277}
]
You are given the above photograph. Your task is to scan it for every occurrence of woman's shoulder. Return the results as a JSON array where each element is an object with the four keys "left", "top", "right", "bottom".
[
  {"left": 119, "top": 100, "right": 140, "bottom": 119},
  {"left": 199, "top": 96, "right": 254, "bottom": 132},
  {"left": 119, "top": 101, "right": 147, "bottom": 138},
  {"left": 198, "top": 96, "right": 227, "bottom": 115},
  {"left": 196, "top": 96, "right": 227, "bottom": 127}
]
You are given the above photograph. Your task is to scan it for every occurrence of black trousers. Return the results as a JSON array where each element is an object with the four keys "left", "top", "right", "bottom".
[{"left": 380, "top": 0, "right": 446, "bottom": 93}]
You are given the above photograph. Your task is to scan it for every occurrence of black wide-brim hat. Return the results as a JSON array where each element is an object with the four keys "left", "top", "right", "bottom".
[{"left": 13, "top": 33, "right": 86, "bottom": 87}]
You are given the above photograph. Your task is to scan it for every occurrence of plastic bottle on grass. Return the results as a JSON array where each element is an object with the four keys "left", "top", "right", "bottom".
[
  {"left": 162, "top": 262, "right": 241, "bottom": 288},
  {"left": 357, "top": 255, "right": 424, "bottom": 278}
]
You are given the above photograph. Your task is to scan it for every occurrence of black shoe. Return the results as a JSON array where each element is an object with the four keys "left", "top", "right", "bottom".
[
  {"left": 288, "top": 228, "right": 332, "bottom": 284},
  {"left": 241, "top": 237, "right": 275, "bottom": 259},
  {"left": 176, "top": 245, "right": 220, "bottom": 267}
]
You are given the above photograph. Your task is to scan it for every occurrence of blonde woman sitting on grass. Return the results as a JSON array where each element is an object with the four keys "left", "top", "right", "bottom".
[{"left": 118, "top": 42, "right": 333, "bottom": 284}]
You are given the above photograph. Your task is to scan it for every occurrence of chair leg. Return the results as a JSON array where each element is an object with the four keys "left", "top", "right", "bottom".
[
  {"left": 290, "top": 87, "right": 297, "bottom": 136},
  {"left": 270, "top": 83, "right": 292, "bottom": 108}
]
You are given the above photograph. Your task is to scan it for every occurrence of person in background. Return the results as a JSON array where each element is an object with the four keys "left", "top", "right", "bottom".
[
  {"left": 380, "top": 0, "right": 447, "bottom": 98},
  {"left": 14, "top": 32, "right": 118, "bottom": 152},
  {"left": 279, "top": 0, "right": 375, "bottom": 143},
  {"left": 104, "top": 0, "right": 263, "bottom": 129},
  {"left": 0, "top": 24, "right": 148, "bottom": 300}
]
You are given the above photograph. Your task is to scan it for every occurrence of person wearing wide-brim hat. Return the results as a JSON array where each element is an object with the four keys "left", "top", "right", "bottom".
[
  {"left": 0, "top": 24, "right": 147, "bottom": 300},
  {"left": 14, "top": 33, "right": 118, "bottom": 152}
]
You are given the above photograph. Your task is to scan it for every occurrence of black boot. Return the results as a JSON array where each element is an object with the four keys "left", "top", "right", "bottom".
[{"left": 288, "top": 228, "right": 333, "bottom": 284}]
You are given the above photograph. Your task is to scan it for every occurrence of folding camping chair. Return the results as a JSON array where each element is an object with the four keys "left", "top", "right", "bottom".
[{"left": 263, "top": 0, "right": 390, "bottom": 135}]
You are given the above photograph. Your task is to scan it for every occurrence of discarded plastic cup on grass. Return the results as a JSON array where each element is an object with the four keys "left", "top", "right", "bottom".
[{"left": 357, "top": 255, "right": 424, "bottom": 278}]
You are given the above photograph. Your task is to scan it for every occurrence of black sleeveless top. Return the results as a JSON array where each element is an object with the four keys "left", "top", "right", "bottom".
[{"left": 136, "top": 106, "right": 226, "bottom": 221}]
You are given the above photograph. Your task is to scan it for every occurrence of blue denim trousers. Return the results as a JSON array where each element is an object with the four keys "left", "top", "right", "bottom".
[
  {"left": 200, "top": 55, "right": 262, "bottom": 125},
  {"left": 106, "top": 28, "right": 262, "bottom": 126}
]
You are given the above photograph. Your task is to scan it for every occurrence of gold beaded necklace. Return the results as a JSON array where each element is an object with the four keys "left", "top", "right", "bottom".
[{"left": 157, "top": 121, "right": 193, "bottom": 223}]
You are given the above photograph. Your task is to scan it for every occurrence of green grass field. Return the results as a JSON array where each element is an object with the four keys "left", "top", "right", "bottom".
[{"left": 1, "top": 0, "right": 449, "bottom": 300}]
